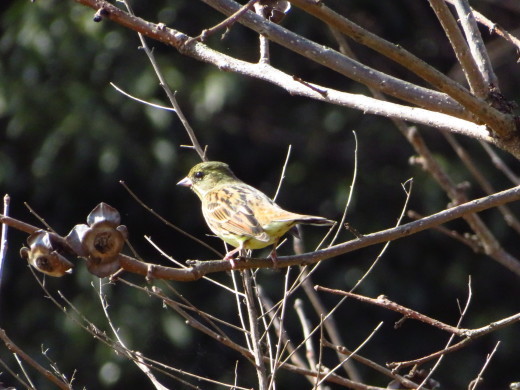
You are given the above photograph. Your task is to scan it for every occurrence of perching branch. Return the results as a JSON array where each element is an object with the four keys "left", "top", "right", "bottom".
[{"left": 5, "top": 184, "right": 520, "bottom": 280}]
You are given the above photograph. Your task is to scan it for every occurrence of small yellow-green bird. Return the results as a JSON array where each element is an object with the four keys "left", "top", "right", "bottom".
[{"left": 177, "top": 161, "right": 334, "bottom": 262}]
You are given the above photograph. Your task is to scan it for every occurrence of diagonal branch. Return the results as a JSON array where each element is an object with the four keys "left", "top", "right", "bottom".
[
  {"left": 4, "top": 184, "right": 520, "bottom": 280},
  {"left": 288, "top": 0, "right": 516, "bottom": 137},
  {"left": 71, "top": 0, "right": 517, "bottom": 152},
  {"left": 428, "top": 0, "right": 490, "bottom": 98},
  {"left": 451, "top": 0, "right": 500, "bottom": 88},
  {"left": 73, "top": 0, "right": 464, "bottom": 116}
]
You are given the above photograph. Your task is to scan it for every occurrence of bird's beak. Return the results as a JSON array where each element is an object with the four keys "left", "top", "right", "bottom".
[{"left": 177, "top": 177, "right": 193, "bottom": 187}]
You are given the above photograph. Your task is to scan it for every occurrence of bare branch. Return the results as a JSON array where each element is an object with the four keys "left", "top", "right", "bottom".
[
  {"left": 121, "top": 0, "right": 207, "bottom": 161},
  {"left": 444, "top": 0, "right": 520, "bottom": 53},
  {"left": 443, "top": 131, "right": 520, "bottom": 234},
  {"left": 5, "top": 184, "right": 520, "bottom": 280},
  {"left": 315, "top": 287, "right": 520, "bottom": 339},
  {"left": 242, "top": 271, "right": 269, "bottom": 390},
  {"left": 316, "top": 288, "right": 465, "bottom": 335},
  {"left": 289, "top": 0, "right": 516, "bottom": 136},
  {"left": 469, "top": 341, "right": 501, "bottom": 390},
  {"left": 451, "top": 0, "right": 500, "bottom": 88},
  {"left": 428, "top": 0, "right": 490, "bottom": 97},
  {"left": 407, "top": 127, "right": 520, "bottom": 274},
  {"left": 70, "top": 0, "right": 517, "bottom": 150},
  {"left": 0, "top": 329, "right": 72, "bottom": 390}
]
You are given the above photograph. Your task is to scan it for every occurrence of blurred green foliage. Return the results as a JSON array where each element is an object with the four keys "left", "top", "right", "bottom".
[{"left": 1, "top": 0, "right": 520, "bottom": 389}]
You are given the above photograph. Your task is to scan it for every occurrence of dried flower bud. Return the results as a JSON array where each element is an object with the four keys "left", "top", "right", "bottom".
[
  {"left": 66, "top": 203, "right": 127, "bottom": 277},
  {"left": 20, "top": 230, "right": 74, "bottom": 277}
]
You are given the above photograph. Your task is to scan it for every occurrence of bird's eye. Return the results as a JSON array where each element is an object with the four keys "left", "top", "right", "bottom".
[{"left": 194, "top": 171, "right": 204, "bottom": 179}]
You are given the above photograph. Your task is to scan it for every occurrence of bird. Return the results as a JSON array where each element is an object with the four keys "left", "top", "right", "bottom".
[{"left": 177, "top": 161, "right": 334, "bottom": 263}]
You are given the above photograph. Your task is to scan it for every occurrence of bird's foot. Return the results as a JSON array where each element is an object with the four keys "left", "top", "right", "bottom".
[
  {"left": 224, "top": 248, "right": 246, "bottom": 269},
  {"left": 268, "top": 248, "right": 279, "bottom": 268}
]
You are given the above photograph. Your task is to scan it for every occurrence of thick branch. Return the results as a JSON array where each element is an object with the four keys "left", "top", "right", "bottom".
[
  {"left": 202, "top": 0, "right": 468, "bottom": 117},
  {"left": 73, "top": 0, "right": 467, "bottom": 119},
  {"left": 68, "top": 0, "right": 501, "bottom": 147},
  {"left": 288, "top": 0, "right": 516, "bottom": 137}
]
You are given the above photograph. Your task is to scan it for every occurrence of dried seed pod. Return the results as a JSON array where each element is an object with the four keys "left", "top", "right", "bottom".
[
  {"left": 65, "top": 203, "right": 127, "bottom": 277},
  {"left": 82, "top": 221, "right": 128, "bottom": 261},
  {"left": 20, "top": 230, "right": 74, "bottom": 277},
  {"left": 87, "top": 202, "right": 121, "bottom": 227}
]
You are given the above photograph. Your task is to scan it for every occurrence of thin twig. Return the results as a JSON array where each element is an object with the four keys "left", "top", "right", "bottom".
[
  {"left": 407, "top": 210, "right": 482, "bottom": 252},
  {"left": 232, "top": 270, "right": 253, "bottom": 352},
  {"left": 188, "top": 0, "right": 261, "bottom": 44},
  {"left": 110, "top": 82, "right": 176, "bottom": 111},
  {"left": 444, "top": 0, "right": 520, "bottom": 53},
  {"left": 145, "top": 236, "right": 237, "bottom": 294},
  {"left": 120, "top": 0, "right": 206, "bottom": 161},
  {"left": 416, "top": 277, "right": 473, "bottom": 389},
  {"left": 273, "top": 145, "right": 292, "bottom": 201},
  {"left": 324, "top": 341, "right": 421, "bottom": 388},
  {"left": 97, "top": 280, "right": 169, "bottom": 390},
  {"left": 480, "top": 141, "right": 520, "bottom": 185},
  {"left": 294, "top": 299, "right": 318, "bottom": 372},
  {"left": 13, "top": 352, "right": 36, "bottom": 390},
  {"left": 0, "top": 194, "right": 10, "bottom": 292},
  {"left": 316, "top": 322, "right": 383, "bottom": 387},
  {"left": 329, "top": 131, "right": 358, "bottom": 246},
  {"left": 298, "top": 268, "right": 362, "bottom": 381},
  {"left": 267, "top": 267, "right": 292, "bottom": 389},
  {"left": 242, "top": 270, "right": 269, "bottom": 390},
  {"left": 253, "top": 2, "right": 271, "bottom": 63},
  {"left": 0, "top": 329, "right": 71, "bottom": 390},
  {"left": 316, "top": 286, "right": 520, "bottom": 339},
  {"left": 0, "top": 356, "right": 34, "bottom": 390},
  {"left": 468, "top": 341, "right": 501, "bottom": 390},
  {"left": 258, "top": 287, "right": 313, "bottom": 385},
  {"left": 23, "top": 202, "right": 54, "bottom": 232},
  {"left": 119, "top": 180, "right": 223, "bottom": 257}
]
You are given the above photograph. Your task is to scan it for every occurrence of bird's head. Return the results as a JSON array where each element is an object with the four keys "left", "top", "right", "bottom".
[{"left": 177, "top": 161, "right": 239, "bottom": 198}]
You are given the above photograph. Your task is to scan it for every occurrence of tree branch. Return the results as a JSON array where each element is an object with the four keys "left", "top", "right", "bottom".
[
  {"left": 289, "top": 0, "right": 516, "bottom": 136},
  {"left": 451, "top": 0, "right": 500, "bottom": 89},
  {"left": 4, "top": 184, "right": 520, "bottom": 280},
  {"left": 428, "top": 0, "right": 490, "bottom": 98}
]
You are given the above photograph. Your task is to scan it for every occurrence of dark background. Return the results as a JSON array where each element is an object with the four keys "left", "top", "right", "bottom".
[{"left": 1, "top": 0, "right": 519, "bottom": 388}]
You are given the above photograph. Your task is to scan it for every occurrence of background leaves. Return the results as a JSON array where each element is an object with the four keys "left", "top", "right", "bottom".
[{"left": 1, "top": 0, "right": 519, "bottom": 388}]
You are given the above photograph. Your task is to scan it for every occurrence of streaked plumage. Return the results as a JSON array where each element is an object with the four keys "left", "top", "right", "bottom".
[{"left": 177, "top": 161, "right": 334, "bottom": 261}]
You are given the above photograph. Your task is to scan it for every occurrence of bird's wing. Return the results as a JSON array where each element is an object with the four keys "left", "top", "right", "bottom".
[{"left": 203, "top": 185, "right": 270, "bottom": 242}]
